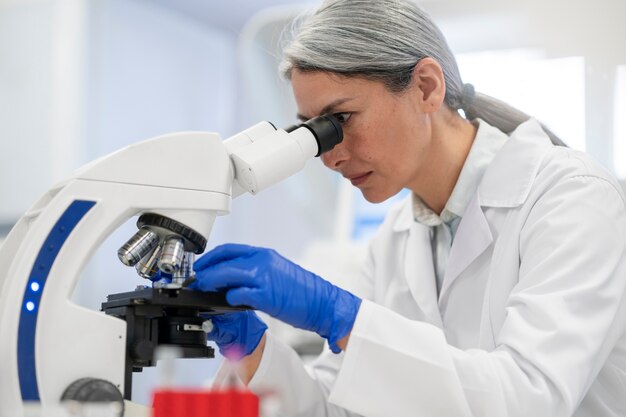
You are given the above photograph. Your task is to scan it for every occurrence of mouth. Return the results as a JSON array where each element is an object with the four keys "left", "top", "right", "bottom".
[{"left": 346, "top": 171, "right": 372, "bottom": 186}]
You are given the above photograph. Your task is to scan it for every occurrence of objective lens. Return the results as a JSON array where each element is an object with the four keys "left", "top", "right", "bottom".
[
  {"left": 135, "top": 245, "right": 162, "bottom": 279},
  {"left": 158, "top": 236, "right": 185, "bottom": 274},
  {"left": 172, "top": 251, "right": 195, "bottom": 285},
  {"left": 117, "top": 227, "right": 160, "bottom": 267}
]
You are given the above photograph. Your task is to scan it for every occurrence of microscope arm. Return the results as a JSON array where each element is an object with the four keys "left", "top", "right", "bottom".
[{"left": 0, "top": 114, "right": 341, "bottom": 415}]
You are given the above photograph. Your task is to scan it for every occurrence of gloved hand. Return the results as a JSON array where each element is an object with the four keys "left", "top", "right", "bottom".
[
  {"left": 204, "top": 311, "right": 268, "bottom": 360},
  {"left": 148, "top": 270, "right": 171, "bottom": 284},
  {"left": 149, "top": 271, "right": 267, "bottom": 359},
  {"left": 190, "top": 243, "right": 362, "bottom": 353}
]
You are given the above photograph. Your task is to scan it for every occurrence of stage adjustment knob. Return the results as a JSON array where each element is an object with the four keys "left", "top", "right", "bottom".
[{"left": 61, "top": 377, "right": 124, "bottom": 416}]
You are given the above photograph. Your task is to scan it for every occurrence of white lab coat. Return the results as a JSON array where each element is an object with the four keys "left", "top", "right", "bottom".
[{"left": 248, "top": 119, "right": 626, "bottom": 417}]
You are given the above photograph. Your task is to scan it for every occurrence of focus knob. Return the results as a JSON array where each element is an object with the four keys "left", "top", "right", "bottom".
[{"left": 61, "top": 378, "right": 124, "bottom": 416}]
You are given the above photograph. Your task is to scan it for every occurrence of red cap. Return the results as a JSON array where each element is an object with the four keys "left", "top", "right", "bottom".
[{"left": 153, "top": 388, "right": 259, "bottom": 417}]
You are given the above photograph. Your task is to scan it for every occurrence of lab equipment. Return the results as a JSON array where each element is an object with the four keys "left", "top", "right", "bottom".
[
  {"left": 152, "top": 387, "right": 259, "bottom": 417},
  {"left": 134, "top": 244, "right": 162, "bottom": 279},
  {"left": 150, "top": 345, "right": 259, "bottom": 417},
  {"left": 0, "top": 114, "right": 342, "bottom": 416},
  {"left": 204, "top": 310, "right": 268, "bottom": 359},
  {"left": 192, "top": 243, "right": 362, "bottom": 353},
  {"left": 157, "top": 236, "right": 186, "bottom": 275},
  {"left": 117, "top": 227, "right": 160, "bottom": 267}
]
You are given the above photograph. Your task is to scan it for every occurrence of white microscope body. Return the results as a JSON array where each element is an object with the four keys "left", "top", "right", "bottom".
[{"left": 0, "top": 116, "right": 341, "bottom": 416}]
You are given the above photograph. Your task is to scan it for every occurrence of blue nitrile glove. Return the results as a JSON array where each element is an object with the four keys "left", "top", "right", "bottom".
[
  {"left": 149, "top": 270, "right": 171, "bottom": 284},
  {"left": 150, "top": 271, "right": 267, "bottom": 359},
  {"left": 204, "top": 311, "right": 268, "bottom": 360},
  {"left": 190, "top": 243, "right": 362, "bottom": 353}
]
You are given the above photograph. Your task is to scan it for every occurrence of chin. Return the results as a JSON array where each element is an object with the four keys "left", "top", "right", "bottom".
[{"left": 360, "top": 188, "right": 394, "bottom": 204}]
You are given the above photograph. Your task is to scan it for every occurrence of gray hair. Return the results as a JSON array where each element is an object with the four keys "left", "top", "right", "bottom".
[{"left": 280, "top": 0, "right": 565, "bottom": 146}]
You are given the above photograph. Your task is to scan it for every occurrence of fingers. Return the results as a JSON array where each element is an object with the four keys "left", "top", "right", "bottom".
[
  {"left": 204, "top": 312, "right": 244, "bottom": 340},
  {"left": 203, "top": 311, "right": 267, "bottom": 360},
  {"left": 204, "top": 315, "right": 237, "bottom": 345},
  {"left": 149, "top": 270, "right": 172, "bottom": 283},
  {"left": 226, "top": 287, "right": 263, "bottom": 308},
  {"left": 190, "top": 259, "right": 257, "bottom": 292},
  {"left": 194, "top": 243, "right": 259, "bottom": 271}
]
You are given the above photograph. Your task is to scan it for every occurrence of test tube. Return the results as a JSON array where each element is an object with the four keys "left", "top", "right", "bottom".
[
  {"left": 117, "top": 227, "right": 160, "bottom": 267},
  {"left": 158, "top": 236, "right": 185, "bottom": 274},
  {"left": 154, "top": 345, "right": 182, "bottom": 388},
  {"left": 135, "top": 245, "right": 162, "bottom": 279}
]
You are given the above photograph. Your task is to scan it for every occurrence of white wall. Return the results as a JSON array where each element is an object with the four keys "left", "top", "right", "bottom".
[
  {"left": 0, "top": 0, "right": 240, "bottom": 405},
  {"left": 75, "top": 0, "right": 239, "bottom": 404},
  {"left": 425, "top": 0, "right": 626, "bottom": 171},
  {"left": 83, "top": 0, "right": 237, "bottom": 158},
  {"left": 0, "top": 1, "right": 57, "bottom": 223}
]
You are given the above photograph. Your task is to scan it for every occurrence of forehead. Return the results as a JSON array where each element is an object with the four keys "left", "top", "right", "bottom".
[{"left": 291, "top": 70, "right": 384, "bottom": 118}]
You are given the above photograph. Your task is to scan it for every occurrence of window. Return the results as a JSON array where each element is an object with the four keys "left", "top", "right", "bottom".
[{"left": 456, "top": 49, "right": 586, "bottom": 151}]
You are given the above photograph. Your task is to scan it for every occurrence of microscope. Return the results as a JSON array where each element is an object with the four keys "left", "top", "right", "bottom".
[{"left": 0, "top": 115, "right": 342, "bottom": 416}]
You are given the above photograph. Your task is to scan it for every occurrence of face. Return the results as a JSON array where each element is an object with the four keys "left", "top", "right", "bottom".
[{"left": 291, "top": 69, "right": 434, "bottom": 203}]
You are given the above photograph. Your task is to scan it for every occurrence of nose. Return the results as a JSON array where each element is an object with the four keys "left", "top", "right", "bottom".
[{"left": 320, "top": 140, "right": 349, "bottom": 170}]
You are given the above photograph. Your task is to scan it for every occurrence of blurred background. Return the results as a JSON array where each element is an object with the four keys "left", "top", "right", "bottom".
[{"left": 1, "top": 0, "right": 625, "bottom": 406}]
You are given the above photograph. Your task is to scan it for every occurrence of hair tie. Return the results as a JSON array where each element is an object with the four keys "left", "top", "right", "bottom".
[{"left": 460, "top": 83, "right": 475, "bottom": 110}]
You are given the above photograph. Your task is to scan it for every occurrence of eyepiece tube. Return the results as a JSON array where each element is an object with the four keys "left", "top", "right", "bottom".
[{"left": 300, "top": 114, "right": 343, "bottom": 156}]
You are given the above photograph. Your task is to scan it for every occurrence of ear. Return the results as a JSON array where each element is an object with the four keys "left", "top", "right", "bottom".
[{"left": 410, "top": 57, "right": 446, "bottom": 113}]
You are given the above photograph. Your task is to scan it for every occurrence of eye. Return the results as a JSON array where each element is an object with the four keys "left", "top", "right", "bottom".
[{"left": 333, "top": 112, "right": 352, "bottom": 125}]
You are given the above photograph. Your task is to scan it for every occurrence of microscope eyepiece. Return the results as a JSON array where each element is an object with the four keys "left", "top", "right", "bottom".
[{"left": 297, "top": 114, "right": 343, "bottom": 157}]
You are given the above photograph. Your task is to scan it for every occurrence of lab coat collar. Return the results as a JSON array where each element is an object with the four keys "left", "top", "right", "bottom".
[
  {"left": 404, "top": 221, "right": 444, "bottom": 327},
  {"left": 392, "top": 194, "right": 415, "bottom": 232},
  {"left": 438, "top": 119, "right": 553, "bottom": 300},
  {"left": 477, "top": 118, "right": 553, "bottom": 208},
  {"left": 392, "top": 118, "right": 553, "bottom": 232},
  {"left": 438, "top": 191, "right": 492, "bottom": 301}
]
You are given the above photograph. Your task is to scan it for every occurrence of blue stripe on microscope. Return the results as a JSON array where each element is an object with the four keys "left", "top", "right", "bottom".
[{"left": 18, "top": 200, "right": 96, "bottom": 401}]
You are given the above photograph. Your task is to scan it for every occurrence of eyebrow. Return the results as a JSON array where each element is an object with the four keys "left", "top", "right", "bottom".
[{"left": 296, "top": 97, "right": 355, "bottom": 122}]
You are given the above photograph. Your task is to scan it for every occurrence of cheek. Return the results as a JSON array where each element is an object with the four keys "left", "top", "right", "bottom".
[
  {"left": 355, "top": 108, "right": 405, "bottom": 163},
  {"left": 348, "top": 134, "right": 375, "bottom": 163},
  {"left": 352, "top": 130, "right": 395, "bottom": 167},
  {"left": 350, "top": 124, "right": 383, "bottom": 162},
  {"left": 366, "top": 132, "right": 419, "bottom": 179},
  {"left": 364, "top": 151, "right": 374, "bottom": 162}
]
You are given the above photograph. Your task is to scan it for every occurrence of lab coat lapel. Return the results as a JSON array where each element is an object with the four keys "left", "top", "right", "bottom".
[
  {"left": 437, "top": 118, "right": 553, "bottom": 301},
  {"left": 439, "top": 193, "right": 493, "bottom": 301},
  {"left": 404, "top": 222, "right": 443, "bottom": 327},
  {"left": 395, "top": 118, "right": 552, "bottom": 325}
]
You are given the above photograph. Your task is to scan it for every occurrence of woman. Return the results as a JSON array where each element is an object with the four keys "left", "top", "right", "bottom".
[{"left": 190, "top": 1, "right": 626, "bottom": 416}]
